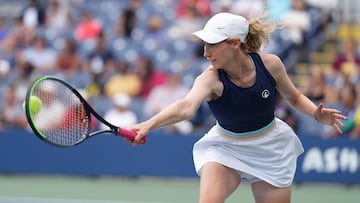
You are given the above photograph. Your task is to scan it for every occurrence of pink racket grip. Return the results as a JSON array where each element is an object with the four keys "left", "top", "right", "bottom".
[{"left": 118, "top": 128, "right": 146, "bottom": 144}]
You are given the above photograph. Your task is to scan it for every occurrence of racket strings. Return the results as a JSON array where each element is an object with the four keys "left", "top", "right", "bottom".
[{"left": 30, "top": 80, "right": 90, "bottom": 146}]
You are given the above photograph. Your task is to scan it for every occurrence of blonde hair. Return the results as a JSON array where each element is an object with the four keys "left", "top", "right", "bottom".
[{"left": 241, "top": 12, "right": 277, "bottom": 53}]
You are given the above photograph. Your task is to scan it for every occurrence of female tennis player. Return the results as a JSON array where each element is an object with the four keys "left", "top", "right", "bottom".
[{"left": 128, "top": 12, "right": 347, "bottom": 203}]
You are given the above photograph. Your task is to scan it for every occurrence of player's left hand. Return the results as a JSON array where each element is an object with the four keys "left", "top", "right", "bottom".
[{"left": 313, "top": 103, "right": 348, "bottom": 133}]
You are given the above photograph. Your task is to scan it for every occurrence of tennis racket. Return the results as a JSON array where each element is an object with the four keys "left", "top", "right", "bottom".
[{"left": 24, "top": 75, "right": 145, "bottom": 147}]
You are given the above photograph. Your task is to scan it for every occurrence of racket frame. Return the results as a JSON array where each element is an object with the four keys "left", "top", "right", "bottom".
[{"left": 25, "top": 75, "right": 138, "bottom": 147}]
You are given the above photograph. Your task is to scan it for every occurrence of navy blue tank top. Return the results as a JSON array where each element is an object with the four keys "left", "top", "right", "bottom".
[{"left": 207, "top": 53, "right": 277, "bottom": 133}]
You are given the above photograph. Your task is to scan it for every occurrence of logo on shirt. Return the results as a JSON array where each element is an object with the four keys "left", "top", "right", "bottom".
[{"left": 262, "top": 89, "right": 270, "bottom": 98}]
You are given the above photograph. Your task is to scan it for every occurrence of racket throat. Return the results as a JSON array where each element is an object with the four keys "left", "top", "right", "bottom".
[{"left": 113, "top": 127, "right": 120, "bottom": 135}]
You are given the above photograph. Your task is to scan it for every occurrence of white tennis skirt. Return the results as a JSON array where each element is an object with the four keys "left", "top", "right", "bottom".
[{"left": 193, "top": 118, "right": 304, "bottom": 187}]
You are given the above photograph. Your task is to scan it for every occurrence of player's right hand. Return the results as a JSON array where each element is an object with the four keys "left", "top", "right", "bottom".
[{"left": 127, "top": 123, "right": 148, "bottom": 145}]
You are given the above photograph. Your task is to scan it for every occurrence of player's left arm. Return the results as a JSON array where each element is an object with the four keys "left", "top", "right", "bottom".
[{"left": 261, "top": 53, "right": 347, "bottom": 132}]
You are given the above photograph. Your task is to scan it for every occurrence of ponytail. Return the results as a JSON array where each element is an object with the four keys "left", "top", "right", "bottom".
[{"left": 241, "top": 13, "right": 277, "bottom": 53}]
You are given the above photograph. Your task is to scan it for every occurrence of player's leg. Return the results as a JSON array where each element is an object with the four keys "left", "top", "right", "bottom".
[
  {"left": 251, "top": 181, "right": 292, "bottom": 203},
  {"left": 198, "top": 162, "right": 241, "bottom": 203}
]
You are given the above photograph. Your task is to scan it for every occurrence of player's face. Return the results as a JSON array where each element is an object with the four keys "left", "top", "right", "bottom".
[{"left": 203, "top": 40, "right": 233, "bottom": 68}]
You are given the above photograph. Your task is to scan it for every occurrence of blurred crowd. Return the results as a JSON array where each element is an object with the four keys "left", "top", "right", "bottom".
[{"left": 0, "top": 0, "right": 359, "bottom": 139}]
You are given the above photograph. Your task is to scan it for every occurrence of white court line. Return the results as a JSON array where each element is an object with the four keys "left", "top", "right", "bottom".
[{"left": 0, "top": 197, "right": 161, "bottom": 203}]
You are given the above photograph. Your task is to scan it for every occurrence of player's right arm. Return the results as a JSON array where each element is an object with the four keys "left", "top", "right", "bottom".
[{"left": 130, "top": 66, "right": 221, "bottom": 144}]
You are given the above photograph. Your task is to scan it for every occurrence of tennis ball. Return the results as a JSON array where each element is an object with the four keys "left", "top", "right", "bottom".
[{"left": 22, "top": 96, "right": 42, "bottom": 115}]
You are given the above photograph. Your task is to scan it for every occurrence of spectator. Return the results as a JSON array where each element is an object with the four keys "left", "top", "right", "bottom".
[
  {"left": 100, "top": 93, "right": 138, "bottom": 130},
  {"left": 144, "top": 70, "right": 193, "bottom": 134},
  {"left": 325, "top": 39, "right": 360, "bottom": 110},
  {"left": 211, "top": 0, "right": 231, "bottom": 13},
  {"left": 281, "top": 0, "right": 311, "bottom": 46},
  {"left": 0, "top": 60, "right": 11, "bottom": 91},
  {"left": 89, "top": 86, "right": 113, "bottom": 117},
  {"left": 114, "top": 0, "right": 142, "bottom": 39},
  {"left": 55, "top": 37, "right": 91, "bottom": 88},
  {"left": 74, "top": 10, "right": 102, "bottom": 42},
  {"left": 231, "top": 0, "right": 266, "bottom": 18},
  {"left": 169, "top": 3, "right": 204, "bottom": 40},
  {"left": 45, "top": 0, "right": 74, "bottom": 36},
  {"left": 21, "top": 35, "right": 58, "bottom": 73},
  {"left": 21, "top": 0, "right": 46, "bottom": 29},
  {"left": 56, "top": 38, "right": 80, "bottom": 74},
  {"left": 331, "top": 39, "right": 360, "bottom": 85},
  {"left": 301, "top": 68, "right": 327, "bottom": 104},
  {"left": 295, "top": 68, "right": 331, "bottom": 137},
  {"left": 265, "top": 0, "right": 311, "bottom": 72},
  {"left": 0, "top": 85, "right": 28, "bottom": 129},
  {"left": 4, "top": 16, "right": 34, "bottom": 51},
  {"left": 134, "top": 55, "right": 167, "bottom": 99},
  {"left": 83, "top": 32, "right": 115, "bottom": 86},
  {"left": 176, "top": 0, "right": 211, "bottom": 18},
  {"left": 0, "top": 30, "right": 17, "bottom": 68},
  {"left": 6, "top": 52, "right": 37, "bottom": 101},
  {"left": 142, "top": 14, "right": 169, "bottom": 50},
  {"left": 104, "top": 61, "right": 142, "bottom": 98},
  {"left": 323, "top": 83, "right": 359, "bottom": 138},
  {"left": 302, "top": 0, "right": 336, "bottom": 59}
]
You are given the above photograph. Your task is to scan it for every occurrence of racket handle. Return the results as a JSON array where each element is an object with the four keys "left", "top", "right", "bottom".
[{"left": 118, "top": 128, "right": 146, "bottom": 144}]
